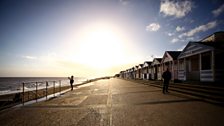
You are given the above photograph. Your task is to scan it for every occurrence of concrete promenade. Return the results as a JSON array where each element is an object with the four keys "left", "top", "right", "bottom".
[{"left": 0, "top": 78, "right": 224, "bottom": 126}]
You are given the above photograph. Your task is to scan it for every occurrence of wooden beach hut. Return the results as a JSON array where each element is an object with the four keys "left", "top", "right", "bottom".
[
  {"left": 201, "top": 31, "right": 224, "bottom": 42},
  {"left": 151, "top": 58, "right": 162, "bottom": 80},
  {"left": 178, "top": 41, "right": 224, "bottom": 82},
  {"left": 161, "top": 51, "right": 181, "bottom": 81},
  {"left": 137, "top": 64, "right": 143, "bottom": 79},
  {"left": 142, "top": 61, "right": 152, "bottom": 80},
  {"left": 119, "top": 71, "right": 125, "bottom": 78},
  {"left": 128, "top": 67, "right": 135, "bottom": 79},
  {"left": 125, "top": 69, "right": 129, "bottom": 79},
  {"left": 134, "top": 66, "right": 138, "bottom": 79}
]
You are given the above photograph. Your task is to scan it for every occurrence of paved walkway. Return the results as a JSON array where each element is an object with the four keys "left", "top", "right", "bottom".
[{"left": 0, "top": 78, "right": 224, "bottom": 126}]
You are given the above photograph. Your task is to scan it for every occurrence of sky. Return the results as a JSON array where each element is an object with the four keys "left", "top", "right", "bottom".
[{"left": 0, "top": 0, "right": 224, "bottom": 78}]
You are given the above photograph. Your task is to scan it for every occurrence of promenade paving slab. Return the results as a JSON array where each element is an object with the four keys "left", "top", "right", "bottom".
[{"left": 0, "top": 78, "right": 224, "bottom": 126}]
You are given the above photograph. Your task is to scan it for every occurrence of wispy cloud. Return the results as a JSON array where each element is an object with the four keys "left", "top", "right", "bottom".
[
  {"left": 179, "top": 20, "right": 217, "bottom": 38},
  {"left": 212, "top": 4, "right": 224, "bottom": 17},
  {"left": 167, "top": 32, "right": 174, "bottom": 36},
  {"left": 160, "top": 0, "right": 192, "bottom": 18},
  {"left": 176, "top": 26, "right": 185, "bottom": 32},
  {"left": 146, "top": 23, "right": 161, "bottom": 31},
  {"left": 119, "top": 0, "right": 129, "bottom": 5},
  {"left": 22, "top": 55, "right": 37, "bottom": 60},
  {"left": 171, "top": 38, "right": 179, "bottom": 43}
]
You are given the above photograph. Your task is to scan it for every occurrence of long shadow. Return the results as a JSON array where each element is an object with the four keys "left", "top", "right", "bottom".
[
  {"left": 136, "top": 98, "right": 201, "bottom": 105},
  {"left": 112, "top": 89, "right": 162, "bottom": 95},
  {"left": 166, "top": 92, "right": 197, "bottom": 99}
]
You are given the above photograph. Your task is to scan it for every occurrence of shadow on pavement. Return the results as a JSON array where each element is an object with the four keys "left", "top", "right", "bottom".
[
  {"left": 113, "top": 89, "right": 162, "bottom": 94},
  {"left": 136, "top": 99, "right": 200, "bottom": 105}
]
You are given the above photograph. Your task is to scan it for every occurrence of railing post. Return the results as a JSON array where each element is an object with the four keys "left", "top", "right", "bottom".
[
  {"left": 22, "top": 82, "right": 25, "bottom": 105},
  {"left": 36, "top": 82, "right": 38, "bottom": 102},
  {"left": 28, "top": 89, "right": 29, "bottom": 101},
  {"left": 46, "top": 81, "right": 48, "bottom": 100},
  {"left": 59, "top": 80, "right": 61, "bottom": 96},
  {"left": 53, "top": 81, "right": 55, "bottom": 97}
]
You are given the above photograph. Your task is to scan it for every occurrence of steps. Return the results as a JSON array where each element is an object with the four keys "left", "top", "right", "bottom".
[{"left": 122, "top": 78, "right": 224, "bottom": 105}]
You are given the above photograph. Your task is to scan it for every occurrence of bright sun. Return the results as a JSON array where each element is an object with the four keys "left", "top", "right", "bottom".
[{"left": 75, "top": 23, "right": 129, "bottom": 69}]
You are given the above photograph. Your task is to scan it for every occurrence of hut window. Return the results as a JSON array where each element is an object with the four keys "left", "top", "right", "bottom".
[{"left": 201, "top": 52, "right": 211, "bottom": 70}]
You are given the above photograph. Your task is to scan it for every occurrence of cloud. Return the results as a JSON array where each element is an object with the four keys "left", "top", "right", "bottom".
[
  {"left": 119, "top": 0, "right": 129, "bottom": 5},
  {"left": 160, "top": 0, "right": 192, "bottom": 18},
  {"left": 171, "top": 38, "right": 179, "bottom": 43},
  {"left": 176, "top": 26, "right": 185, "bottom": 32},
  {"left": 212, "top": 4, "right": 224, "bottom": 17},
  {"left": 146, "top": 23, "right": 161, "bottom": 31},
  {"left": 22, "top": 55, "right": 37, "bottom": 60},
  {"left": 179, "top": 20, "right": 217, "bottom": 38},
  {"left": 167, "top": 32, "right": 174, "bottom": 36}
]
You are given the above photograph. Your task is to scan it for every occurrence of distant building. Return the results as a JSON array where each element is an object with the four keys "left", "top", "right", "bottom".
[
  {"left": 134, "top": 66, "right": 138, "bottom": 79},
  {"left": 119, "top": 71, "right": 125, "bottom": 78},
  {"left": 142, "top": 61, "right": 152, "bottom": 80},
  {"left": 151, "top": 58, "right": 162, "bottom": 80},
  {"left": 137, "top": 64, "right": 143, "bottom": 79},
  {"left": 161, "top": 51, "right": 181, "bottom": 81}
]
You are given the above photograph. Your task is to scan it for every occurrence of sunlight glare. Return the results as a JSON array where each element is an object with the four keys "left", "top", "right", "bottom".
[{"left": 75, "top": 23, "right": 129, "bottom": 69}]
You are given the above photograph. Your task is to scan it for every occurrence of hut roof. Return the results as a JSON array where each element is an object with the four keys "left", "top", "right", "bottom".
[
  {"left": 155, "top": 58, "right": 162, "bottom": 62},
  {"left": 166, "top": 51, "right": 181, "bottom": 60},
  {"left": 196, "top": 42, "right": 224, "bottom": 50}
]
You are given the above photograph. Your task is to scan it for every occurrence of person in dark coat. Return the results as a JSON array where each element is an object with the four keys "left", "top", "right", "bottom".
[
  {"left": 162, "top": 68, "right": 172, "bottom": 94},
  {"left": 68, "top": 75, "right": 74, "bottom": 90}
]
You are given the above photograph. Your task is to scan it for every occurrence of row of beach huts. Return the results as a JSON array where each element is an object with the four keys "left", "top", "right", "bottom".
[{"left": 117, "top": 31, "right": 224, "bottom": 83}]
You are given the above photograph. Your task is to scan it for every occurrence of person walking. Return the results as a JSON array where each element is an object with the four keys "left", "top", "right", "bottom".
[
  {"left": 162, "top": 68, "right": 171, "bottom": 94},
  {"left": 68, "top": 75, "right": 74, "bottom": 90}
]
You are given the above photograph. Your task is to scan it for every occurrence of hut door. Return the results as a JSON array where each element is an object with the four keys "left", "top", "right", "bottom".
[
  {"left": 155, "top": 66, "right": 158, "bottom": 79},
  {"left": 186, "top": 58, "right": 190, "bottom": 80},
  {"left": 186, "top": 55, "right": 200, "bottom": 81}
]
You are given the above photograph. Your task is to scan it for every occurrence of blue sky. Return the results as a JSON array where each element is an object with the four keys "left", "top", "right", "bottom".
[{"left": 0, "top": 0, "right": 224, "bottom": 77}]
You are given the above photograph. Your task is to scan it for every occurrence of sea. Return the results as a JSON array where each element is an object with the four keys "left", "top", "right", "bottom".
[{"left": 0, "top": 77, "right": 87, "bottom": 95}]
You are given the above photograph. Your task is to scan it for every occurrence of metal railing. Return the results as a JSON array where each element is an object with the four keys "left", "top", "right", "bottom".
[{"left": 21, "top": 80, "right": 68, "bottom": 105}]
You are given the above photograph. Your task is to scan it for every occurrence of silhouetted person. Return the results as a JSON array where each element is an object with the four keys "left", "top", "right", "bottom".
[
  {"left": 162, "top": 68, "right": 171, "bottom": 94},
  {"left": 68, "top": 76, "right": 74, "bottom": 90}
]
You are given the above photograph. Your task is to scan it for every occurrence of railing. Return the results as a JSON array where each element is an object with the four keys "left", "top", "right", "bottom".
[{"left": 21, "top": 80, "right": 69, "bottom": 105}]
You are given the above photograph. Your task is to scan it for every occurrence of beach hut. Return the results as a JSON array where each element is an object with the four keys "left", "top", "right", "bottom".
[
  {"left": 129, "top": 67, "right": 135, "bottom": 79},
  {"left": 142, "top": 61, "right": 152, "bottom": 80},
  {"left": 124, "top": 70, "right": 128, "bottom": 79},
  {"left": 151, "top": 58, "right": 162, "bottom": 80},
  {"left": 161, "top": 51, "right": 181, "bottom": 81},
  {"left": 178, "top": 41, "right": 224, "bottom": 82},
  {"left": 134, "top": 66, "right": 138, "bottom": 79},
  {"left": 126, "top": 68, "right": 134, "bottom": 79},
  {"left": 201, "top": 31, "right": 224, "bottom": 42},
  {"left": 119, "top": 71, "right": 125, "bottom": 78},
  {"left": 138, "top": 64, "right": 144, "bottom": 79}
]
